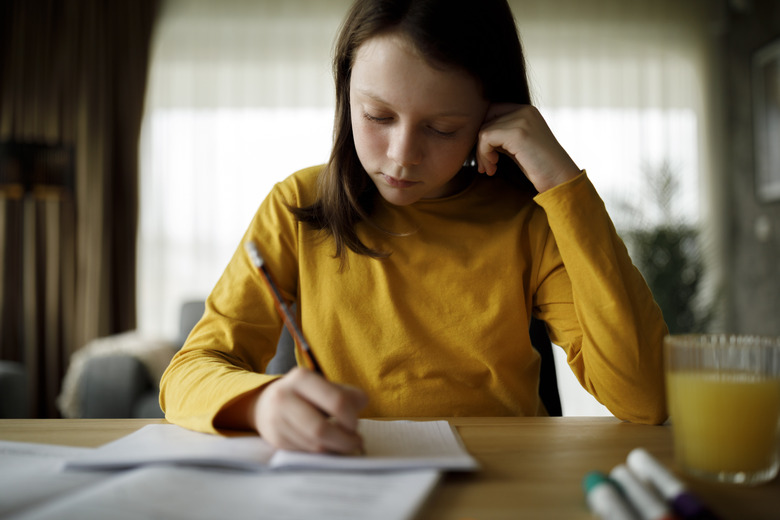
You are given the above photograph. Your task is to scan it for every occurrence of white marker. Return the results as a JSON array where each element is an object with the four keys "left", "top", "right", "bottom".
[
  {"left": 610, "top": 463, "right": 674, "bottom": 520},
  {"left": 626, "top": 448, "right": 720, "bottom": 520}
]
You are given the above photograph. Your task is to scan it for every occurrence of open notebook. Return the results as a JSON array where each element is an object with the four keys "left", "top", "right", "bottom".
[{"left": 65, "top": 419, "right": 479, "bottom": 472}]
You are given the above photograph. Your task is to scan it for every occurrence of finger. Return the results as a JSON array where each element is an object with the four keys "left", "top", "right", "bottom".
[
  {"left": 255, "top": 378, "right": 313, "bottom": 451},
  {"left": 289, "top": 368, "right": 367, "bottom": 432},
  {"left": 478, "top": 104, "right": 520, "bottom": 175},
  {"left": 316, "top": 419, "right": 365, "bottom": 454},
  {"left": 483, "top": 102, "right": 523, "bottom": 125},
  {"left": 275, "top": 420, "right": 360, "bottom": 455},
  {"left": 257, "top": 374, "right": 355, "bottom": 453},
  {"left": 332, "top": 385, "right": 369, "bottom": 430},
  {"left": 280, "top": 397, "right": 364, "bottom": 454},
  {"left": 476, "top": 133, "right": 502, "bottom": 176},
  {"left": 267, "top": 368, "right": 366, "bottom": 453},
  {"left": 270, "top": 420, "right": 311, "bottom": 452},
  {"left": 279, "top": 398, "right": 330, "bottom": 450}
]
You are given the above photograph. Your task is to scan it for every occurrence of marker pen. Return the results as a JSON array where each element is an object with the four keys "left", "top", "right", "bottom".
[
  {"left": 610, "top": 463, "right": 675, "bottom": 520},
  {"left": 582, "top": 470, "right": 639, "bottom": 520},
  {"left": 626, "top": 448, "right": 721, "bottom": 520}
]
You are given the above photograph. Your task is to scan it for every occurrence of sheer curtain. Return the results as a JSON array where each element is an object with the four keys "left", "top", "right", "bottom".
[
  {"left": 138, "top": 0, "right": 719, "bottom": 413},
  {"left": 517, "top": 0, "right": 716, "bottom": 224},
  {"left": 139, "top": 0, "right": 349, "bottom": 338}
]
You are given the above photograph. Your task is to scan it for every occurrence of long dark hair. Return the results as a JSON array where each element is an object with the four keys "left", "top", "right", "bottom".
[{"left": 290, "top": 0, "right": 533, "bottom": 263}]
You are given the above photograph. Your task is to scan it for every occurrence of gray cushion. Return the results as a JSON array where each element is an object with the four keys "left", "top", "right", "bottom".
[
  {"left": 79, "top": 356, "right": 150, "bottom": 418},
  {"left": 0, "top": 361, "right": 29, "bottom": 418}
]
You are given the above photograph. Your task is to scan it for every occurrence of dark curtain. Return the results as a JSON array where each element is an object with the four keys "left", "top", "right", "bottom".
[{"left": 0, "top": 0, "right": 158, "bottom": 417}]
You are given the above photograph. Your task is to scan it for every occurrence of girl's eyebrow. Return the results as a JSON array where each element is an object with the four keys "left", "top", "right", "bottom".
[{"left": 354, "top": 87, "right": 474, "bottom": 119}]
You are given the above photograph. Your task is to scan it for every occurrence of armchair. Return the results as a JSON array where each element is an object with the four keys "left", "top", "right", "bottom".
[
  {"left": 73, "top": 301, "right": 296, "bottom": 418},
  {"left": 0, "top": 360, "right": 29, "bottom": 418}
]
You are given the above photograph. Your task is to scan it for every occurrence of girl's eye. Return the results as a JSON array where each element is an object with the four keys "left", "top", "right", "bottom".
[
  {"left": 429, "top": 127, "right": 456, "bottom": 138},
  {"left": 363, "top": 111, "right": 456, "bottom": 137},
  {"left": 363, "top": 112, "right": 391, "bottom": 123}
]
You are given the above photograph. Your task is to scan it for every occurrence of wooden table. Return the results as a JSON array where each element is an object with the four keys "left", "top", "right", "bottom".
[{"left": 1, "top": 417, "right": 778, "bottom": 519}]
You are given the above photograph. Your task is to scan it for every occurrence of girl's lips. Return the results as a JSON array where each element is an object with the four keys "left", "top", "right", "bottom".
[{"left": 381, "top": 173, "right": 419, "bottom": 189}]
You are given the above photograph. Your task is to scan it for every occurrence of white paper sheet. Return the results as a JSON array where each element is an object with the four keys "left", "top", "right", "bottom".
[
  {"left": 272, "top": 419, "right": 478, "bottom": 471},
  {"left": 64, "top": 422, "right": 277, "bottom": 471},
  {"left": 0, "top": 441, "right": 102, "bottom": 517},
  {"left": 10, "top": 465, "right": 441, "bottom": 520}
]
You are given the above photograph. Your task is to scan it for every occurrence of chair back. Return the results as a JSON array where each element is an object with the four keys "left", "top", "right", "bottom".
[
  {"left": 530, "top": 317, "right": 562, "bottom": 416},
  {"left": 178, "top": 300, "right": 206, "bottom": 348}
]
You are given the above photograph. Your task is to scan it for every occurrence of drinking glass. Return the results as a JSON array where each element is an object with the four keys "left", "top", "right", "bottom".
[{"left": 665, "top": 334, "right": 780, "bottom": 485}]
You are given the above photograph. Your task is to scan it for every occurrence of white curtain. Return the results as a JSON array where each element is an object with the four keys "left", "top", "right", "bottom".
[
  {"left": 138, "top": 0, "right": 719, "bottom": 341},
  {"left": 517, "top": 0, "right": 717, "bottom": 223},
  {"left": 139, "top": 0, "right": 351, "bottom": 338}
]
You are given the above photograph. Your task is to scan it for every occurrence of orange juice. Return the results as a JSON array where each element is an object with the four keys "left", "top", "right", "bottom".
[{"left": 667, "top": 371, "right": 780, "bottom": 477}]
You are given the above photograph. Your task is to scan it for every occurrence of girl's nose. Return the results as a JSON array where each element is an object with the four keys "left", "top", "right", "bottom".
[{"left": 387, "top": 125, "right": 422, "bottom": 167}]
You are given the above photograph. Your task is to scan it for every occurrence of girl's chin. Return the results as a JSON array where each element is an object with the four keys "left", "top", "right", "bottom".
[{"left": 376, "top": 187, "right": 422, "bottom": 206}]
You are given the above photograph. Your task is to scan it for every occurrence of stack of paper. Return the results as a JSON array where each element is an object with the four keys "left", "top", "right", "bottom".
[
  {"left": 1, "top": 419, "right": 477, "bottom": 520},
  {"left": 65, "top": 419, "right": 478, "bottom": 472}
]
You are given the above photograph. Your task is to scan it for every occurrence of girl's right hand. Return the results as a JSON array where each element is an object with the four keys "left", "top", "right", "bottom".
[
  {"left": 476, "top": 103, "right": 580, "bottom": 193},
  {"left": 252, "top": 367, "right": 368, "bottom": 454}
]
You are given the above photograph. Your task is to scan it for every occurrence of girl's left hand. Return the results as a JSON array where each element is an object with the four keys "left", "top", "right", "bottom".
[{"left": 475, "top": 103, "right": 581, "bottom": 193}]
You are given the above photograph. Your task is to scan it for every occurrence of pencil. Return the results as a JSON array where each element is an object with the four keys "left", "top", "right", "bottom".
[{"left": 244, "top": 240, "right": 325, "bottom": 377}]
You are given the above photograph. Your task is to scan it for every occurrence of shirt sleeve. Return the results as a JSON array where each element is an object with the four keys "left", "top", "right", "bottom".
[
  {"left": 159, "top": 181, "right": 301, "bottom": 434},
  {"left": 532, "top": 171, "right": 668, "bottom": 424}
]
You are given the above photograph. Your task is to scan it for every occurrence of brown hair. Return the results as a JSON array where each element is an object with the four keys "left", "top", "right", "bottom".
[{"left": 290, "top": 0, "right": 533, "bottom": 263}]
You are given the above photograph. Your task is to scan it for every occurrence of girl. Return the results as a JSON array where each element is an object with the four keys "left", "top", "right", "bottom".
[{"left": 160, "top": 0, "right": 668, "bottom": 454}]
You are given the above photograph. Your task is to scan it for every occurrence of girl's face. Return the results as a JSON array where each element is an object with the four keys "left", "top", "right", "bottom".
[{"left": 350, "top": 32, "right": 489, "bottom": 206}]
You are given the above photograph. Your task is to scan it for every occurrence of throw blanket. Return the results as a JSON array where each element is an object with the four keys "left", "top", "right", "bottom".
[{"left": 57, "top": 331, "right": 177, "bottom": 418}]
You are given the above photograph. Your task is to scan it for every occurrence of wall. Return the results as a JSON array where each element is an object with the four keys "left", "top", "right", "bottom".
[{"left": 720, "top": 0, "right": 780, "bottom": 334}]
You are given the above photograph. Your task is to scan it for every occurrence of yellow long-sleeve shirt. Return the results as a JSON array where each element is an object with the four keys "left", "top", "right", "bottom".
[{"left": 160, "top": 165, "right": 668, "bottom": 432}]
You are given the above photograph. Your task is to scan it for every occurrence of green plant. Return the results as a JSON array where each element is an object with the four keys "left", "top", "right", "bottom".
[{"left": 619, "top": 162, "right": 712, "bottom": 333}]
